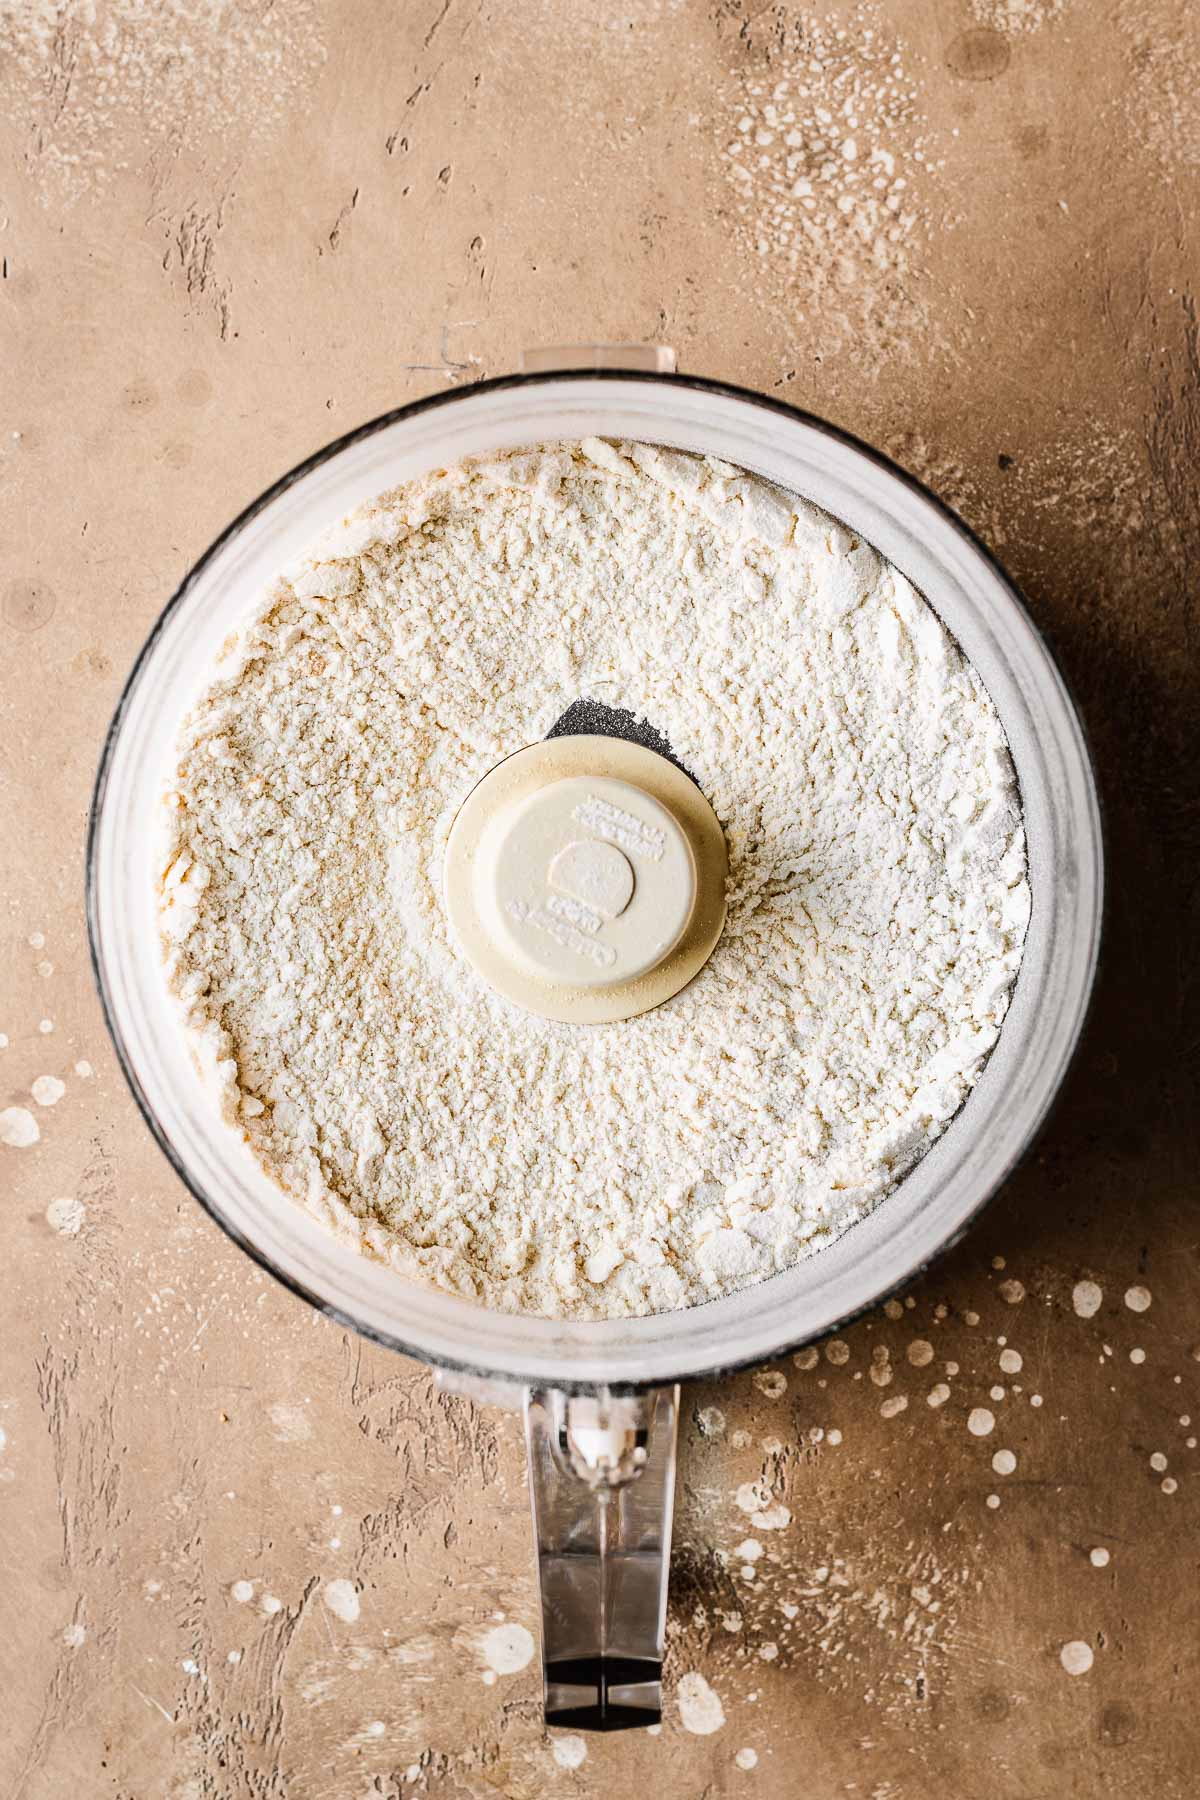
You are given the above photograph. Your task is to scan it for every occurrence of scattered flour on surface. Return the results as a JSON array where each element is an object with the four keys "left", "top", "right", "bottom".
[
  {"left": 969, "top": 0, "right": 1066, "bottom": 31},
  {"left": 480, "top": 1623, "right": 534, "bottom": 1675},
  {"left": 0, "top": 0, "right": 325, "bottom": 205},
  {"left": 45, "top": 1197, "right": 85, "bottom": 1237},
  {"left": 719, "top": 5, "right": 940, "bottom": 361},
  {"left": 552, "top": 1735, "right": 588, "bottom": 1770},
  {"left": 1072, "top": 1280, "right": 1103, "bottom": 1318},
  {"left": 160, "top": 442, "right": 1028, "bottom": 1320},
  {"left": 677, "top": 1671, "right": 726, "bottom": 1735},
  {"left": 322, "top": 1579, "right": 360, "bottom": 1624},
  {"left": 0, "top": 1107, "right": 39, "bottom": 1148},
  {"left": 268, "top": 1403, "right": 312, "bottom": 1443}
]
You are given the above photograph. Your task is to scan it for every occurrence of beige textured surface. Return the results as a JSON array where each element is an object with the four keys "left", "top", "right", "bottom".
[{"left": 2, "top": 1, "right": 1198, "bottom": 1794}]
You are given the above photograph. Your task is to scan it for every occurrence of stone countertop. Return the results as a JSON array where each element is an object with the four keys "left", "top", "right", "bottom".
[{"left": 2, "top": 1, "right": 1197, "bottom": 1795}]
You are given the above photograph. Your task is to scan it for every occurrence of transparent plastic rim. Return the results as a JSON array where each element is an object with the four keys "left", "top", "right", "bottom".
[{"left": 87, "top": 373, "right": 1104, "bottom": 1390}]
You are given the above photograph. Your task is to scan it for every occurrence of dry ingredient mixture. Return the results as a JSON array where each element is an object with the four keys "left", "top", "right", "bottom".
[{"left": 159, "top": 440, "right": 1029, "bottom": 1320}]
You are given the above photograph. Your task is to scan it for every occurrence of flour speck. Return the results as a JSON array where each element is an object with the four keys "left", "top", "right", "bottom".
[
  {"left": 1089, "top": 1547, "right": 1110, "bottom": 1568},
  {"left": 552, "top": 1735, "right": 588, "bottom": 1769},
  {"left": 31, "top": 1075, "right": 65, "bottom": 1107},
  {"left": 735, "top": 1746, "right": 759, "bottom": 1770},
  {"left": 323, "top": 1579, "right": 360, "bottom": 1624},
  {"left": 45, "top": 1197, "right": 85, "bottom": 1237},
  {"left": 1072, "top": 1280, "right": 1103, "bottom": 1318},
  {"left": 0, "top": 1107, "right": 39, "bottom": 1148},
  {"left": 269, "top": 1403, "right": 312, "bottom": 1443},
  {"left": 1124, "top": 1284, "right": 1152, "bottom": 1313},
  {"left": 968, "top": 1407, "right": 996, "bottom": 1437},
  {"left": 481, "top": 1623, "right": 534, "bottom": 1674},
  {"left": 677, "top": 1670, "right": 726, "bottom": 1735},
  {"left": 1060, "top": 1639, "right": 1094, "bottom": 1676}
]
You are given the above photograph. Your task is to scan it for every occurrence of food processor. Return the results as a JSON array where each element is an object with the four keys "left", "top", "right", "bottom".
[{"left": 87, "top": 347, "right": 1103, "bottom": 1731}]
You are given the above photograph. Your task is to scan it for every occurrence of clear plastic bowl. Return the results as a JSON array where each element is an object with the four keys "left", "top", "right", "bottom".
[{"left": 87, "top": 371, "right": 1103, "bottom": 1392}]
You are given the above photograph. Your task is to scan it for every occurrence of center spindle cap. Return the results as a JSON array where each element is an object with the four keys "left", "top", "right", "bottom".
[{"left": 444, "top": 735, "right": 727, "bottom": 1024}]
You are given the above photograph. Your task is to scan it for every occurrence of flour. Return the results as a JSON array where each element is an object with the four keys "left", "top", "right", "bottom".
[
  {"left": 720, "top": 6, "right": 938, "bottom": 362},
  {"left": 159, "top": 440, "right": 1028, "bottom": 1320},
  {"left": 0, "top": 0, "right": 324, "bottom": 206}
]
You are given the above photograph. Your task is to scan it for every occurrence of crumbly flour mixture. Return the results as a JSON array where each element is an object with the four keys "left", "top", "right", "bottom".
[{"left": 160, "top": 440, "right": 1029, "bottom": 1320}]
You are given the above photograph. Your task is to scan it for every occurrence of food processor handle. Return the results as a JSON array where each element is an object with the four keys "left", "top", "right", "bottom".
[
  {"left": 519, "top": 344, "right": 677, "bottom": 374},
  {"left": 524, "top": 1384, "right": 679, "bottom": 1731}
]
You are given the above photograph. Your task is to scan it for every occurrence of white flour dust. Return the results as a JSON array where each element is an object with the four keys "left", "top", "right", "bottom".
[
  {"left": 1072, "top": 1279, "right": 1103, "bottom": 1318},
  {"left": 969, "top": 0, "right": 1066, "bottom": 30},
  {"left": 322, "top": 1579, "right": 359, "bottom": 1624},
  {"left": 46, "top": 1196, "right": 85, "bottom": 1237},
  {"left": 0, "top": 0, "right": 325, "bottom": 204},
  {"left": 0, "top": 1107, "right": 40, "bottom": 1148},
  {"left": 480, "top": 1623, "right": 535, "bottom": 1675},
  {"left": 159, "top": 441, "right": 1028, "bottom": 1320},
  {"left": 677, "top": 1670, "right": 726, "bottom": 1735},
  {"left": 719, "top": 5, "right": 939, "bottom": 359}
]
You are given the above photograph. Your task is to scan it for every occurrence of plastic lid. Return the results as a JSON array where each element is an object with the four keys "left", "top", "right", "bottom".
[{"left": 444, "top": 736, "right": 727, "bottom": 1023}]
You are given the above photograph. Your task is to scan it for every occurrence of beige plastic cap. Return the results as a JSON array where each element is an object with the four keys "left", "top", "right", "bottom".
[{"left": 444, "top": 735, "right": 727, "bottom": 1024}]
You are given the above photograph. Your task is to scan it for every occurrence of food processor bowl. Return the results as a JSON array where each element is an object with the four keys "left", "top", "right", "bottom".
[{"left": 88, "top": 357, "right": 1102, "bottom": 1729}]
